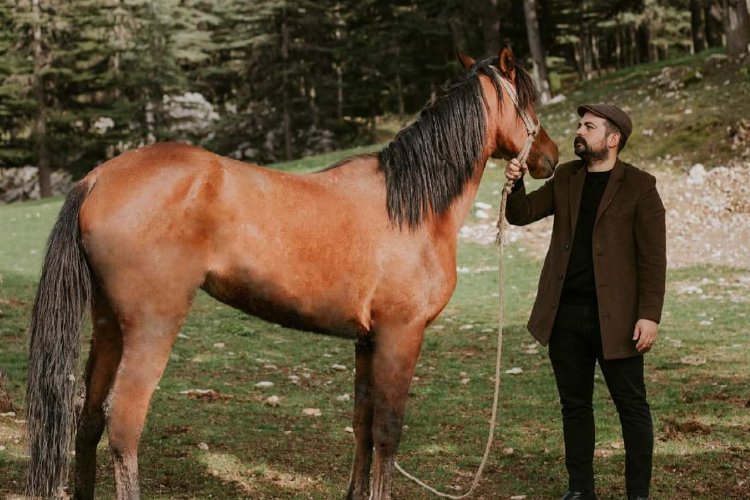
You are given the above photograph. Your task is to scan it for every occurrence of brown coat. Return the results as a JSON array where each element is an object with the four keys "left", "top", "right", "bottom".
[{"left": 506, "top": 159, "right": 666, "bottom": 359}]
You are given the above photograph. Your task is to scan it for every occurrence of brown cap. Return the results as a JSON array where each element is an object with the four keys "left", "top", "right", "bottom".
[{"left": 577, "top": 103, "right": 633, "bottom": 149}]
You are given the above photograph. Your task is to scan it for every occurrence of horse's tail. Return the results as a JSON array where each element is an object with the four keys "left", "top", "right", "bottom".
[{"left": 26, "top": 181, "right": 92, "bottom": 498}]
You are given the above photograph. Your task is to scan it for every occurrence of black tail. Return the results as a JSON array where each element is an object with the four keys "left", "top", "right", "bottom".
[{"left": 26, "top": 181, "right": 92, "bottom": 498}]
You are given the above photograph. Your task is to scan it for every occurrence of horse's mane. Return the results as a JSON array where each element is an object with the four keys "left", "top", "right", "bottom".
[{"left": 378, "top": 57, "right": 538, "bottom": 228}]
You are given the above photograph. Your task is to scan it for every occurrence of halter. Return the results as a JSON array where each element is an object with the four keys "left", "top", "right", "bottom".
[{"left": 489, "top": 67, "right": 541, "bottom": 190}]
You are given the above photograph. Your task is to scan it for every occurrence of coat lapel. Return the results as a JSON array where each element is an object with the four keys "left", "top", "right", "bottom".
[
  {"left": 594, "top": 158, "right": 626, "bottom": 227},
  {"left": 568, "top": 160, "right": 586, "bottom": 237}
]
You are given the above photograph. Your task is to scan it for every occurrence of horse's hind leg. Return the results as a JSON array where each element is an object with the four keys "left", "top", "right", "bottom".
[
  {"left": 74, "top": 291, "right": 123, "bottom": 500},
  {"left": 369, "top": 323, "right": 425, "bottom": 500},
  {"left": 346, "top": 337, "right": 375, "bottom": 500},
  {"left": 105, "top": 304, "right": 191, "bottom": 499}
]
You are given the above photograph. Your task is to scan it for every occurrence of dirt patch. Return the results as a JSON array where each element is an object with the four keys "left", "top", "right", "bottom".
[{"left": 661, "top": 418, "right": 712, "bottom": 440}]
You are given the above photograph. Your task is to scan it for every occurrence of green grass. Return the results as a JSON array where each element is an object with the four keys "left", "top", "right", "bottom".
[{"left": 2, "top": 55, "right": 750, "bottom": 498}]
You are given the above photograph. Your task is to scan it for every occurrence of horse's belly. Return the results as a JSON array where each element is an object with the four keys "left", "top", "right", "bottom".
[{"left": 202, "top": 267, "right": 370, "bottom": 338}]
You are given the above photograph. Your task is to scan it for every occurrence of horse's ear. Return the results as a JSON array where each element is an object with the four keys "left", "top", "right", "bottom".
[
  {"left": 457, "top": 51, "right": 476, "bottom": 70},
  {"left": 498, "top": 46, "right": 516, "bottom": 83}
]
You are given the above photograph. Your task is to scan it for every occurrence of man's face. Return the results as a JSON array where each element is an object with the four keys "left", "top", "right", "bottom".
[{"left": 574, "top": 112, "right": 611, "bottom": 162}]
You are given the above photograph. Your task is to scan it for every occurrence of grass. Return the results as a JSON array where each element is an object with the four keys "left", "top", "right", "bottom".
[{"left": 1, "top": 52, "right": 750, "bottom": 498}]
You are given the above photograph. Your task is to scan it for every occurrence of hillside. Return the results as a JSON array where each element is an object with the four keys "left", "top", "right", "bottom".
[{"left": 541, "top": 50, "right": 750, "bottom": 170}]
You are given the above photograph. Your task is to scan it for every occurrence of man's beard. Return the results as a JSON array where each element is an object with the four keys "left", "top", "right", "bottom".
[{"left": 574, "top": 137, "right": 608, "bottom": 162}]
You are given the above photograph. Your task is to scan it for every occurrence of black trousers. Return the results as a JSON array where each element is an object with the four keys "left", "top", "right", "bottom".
[{"left": 549, "top": 301, "right": 653, "bottom": 497}]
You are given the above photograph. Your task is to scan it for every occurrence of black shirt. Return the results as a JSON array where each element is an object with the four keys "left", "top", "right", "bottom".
[{"left": 561, "top": 169, "right": 611, "bottom": 304}]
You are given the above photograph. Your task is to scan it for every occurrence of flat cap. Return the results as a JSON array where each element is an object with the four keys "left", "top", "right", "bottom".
[{"left": 577, "top": 103, "right": 633, "bottom": 149}]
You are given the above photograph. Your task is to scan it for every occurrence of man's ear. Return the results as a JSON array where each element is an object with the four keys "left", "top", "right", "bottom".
[
  {"left": 498, "top": 46, "right": 516, "bottom": 83},
  {"left": 457, "top": 51, "right": 476, "bottom": 70},
  {"left": 608, "top": 131, "right": 621, "bottom": 149}
]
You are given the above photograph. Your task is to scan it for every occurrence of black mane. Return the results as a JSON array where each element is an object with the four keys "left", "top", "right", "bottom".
[{"left": 378, "top": 57, "right": 538, "bottom": 228}]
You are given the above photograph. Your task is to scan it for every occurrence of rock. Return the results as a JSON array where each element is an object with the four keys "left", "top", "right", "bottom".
[
  {"left": 345, "top": 426, "right": 354, "bottom": 433},
  {"left": 331, "top": 364, "right": 347, "bottom": 371},
  {"left": 264, "top": 395, "right": 280, "bottom": 407},
  {"left": 688, "top": 163, "right": 706, "bottom": 184},
  {"left": 302, "top": 408, "right": 321, "bottom": 417},
  {"left": 474, "top": 209, "right": 490, "bottom": 220},
  {"left": 213, "top": 342, "right": 225, "bottom": 349},
  {"left": 197, "top": 442, "right": 209, "bottom": 451},
  {"left": 0, "top": 167, "right": 74, "bottom": 202},
  {"left": 547, "top": 93, "right": 566, "bottom": 104},
  {"left": 255, "top": 381, "right": 274, "bottom": 389},
  {"left": 504, "top": 367, "right": 523, "bottom": 375},
  {"left": 336, "top": 393, "right": 351, "bottom": 402}
]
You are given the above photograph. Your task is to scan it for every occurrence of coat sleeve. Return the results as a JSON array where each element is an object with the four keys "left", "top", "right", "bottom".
[
  {"left": 634, "top": 176, "right": 667, "bottom": 323},
  {"left": 504, "top": 176, "right": 555, "bottom": 226}
]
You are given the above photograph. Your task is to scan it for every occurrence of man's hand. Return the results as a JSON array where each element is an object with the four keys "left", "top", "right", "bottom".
[
  {"left": 633, "top": 319, "right": 658, "bottom": 353},
  {"left": 505, "top": 158, "right": 527, "bottom": 182}
]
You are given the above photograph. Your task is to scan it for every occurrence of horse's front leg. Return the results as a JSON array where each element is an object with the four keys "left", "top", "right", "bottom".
[
  {"left": 369, "top": 323, "right": 425, "bottom": 500},
  {"left": 346, "top": 337, "right": 375, "bottom": 500}
]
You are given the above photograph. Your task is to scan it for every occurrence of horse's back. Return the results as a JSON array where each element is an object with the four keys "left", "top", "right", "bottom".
[{"left": 76, "top": 142, "right": 454, "bottom": 336}]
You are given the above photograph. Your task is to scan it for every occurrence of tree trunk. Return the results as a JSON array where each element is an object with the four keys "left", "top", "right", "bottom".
[
  {"left": 395, "top": 73, "right": 405, "bottom": 118},
  {"left": 614, "top": 26, "right": 622, "bottom": 70},
  {"left": 705, "top": 0, "right": 725, "bottom": 47},
  {"left": 691, "top": 0, "right": 707, "bottom": 53},
  {"left": 449, "top": 16, "right": 467, "bottom": 54},
  {"left": 31, "top": 0, "right": 51, "bottom": 198},
  {"left": 144, "top": 98, "right": 156, "bottom": 144},
  {"left": 580, "top": 24, "right": 594, "bottom": 80},
  {"left": 483, "top": 0, "right": 500, "bottom": 54},
  {"left": 630, "top": 24, "right": 640, "bottom": 65},
  {"left": 281, "top": 8, "right": 292, "bottom": 161},
  {"left": 522, "top": 0, "right": 551, "bottom": 102},
  {"left": 335, "top": 63, "right": 343, "bottom": 120},
  {"left": 572, "top": 42, "right": 584, "bottom": 79},
  {"left": 637, "top": 20, "right": 653, "bottom": 62},
  {"left": 592, "top": 32, "right": 602, "bottom": 77},
  {"left": 723, "top": 0, "right": 750, "bottom": 54}
]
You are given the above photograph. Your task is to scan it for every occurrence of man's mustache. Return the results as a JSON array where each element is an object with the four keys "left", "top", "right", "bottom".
[{"left": 574, "top": 137, "right": 587, "bottom": 148}]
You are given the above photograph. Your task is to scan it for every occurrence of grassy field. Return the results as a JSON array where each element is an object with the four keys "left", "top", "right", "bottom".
[{"left": 1, "top": 51, "right": 749, "bottom": 499}]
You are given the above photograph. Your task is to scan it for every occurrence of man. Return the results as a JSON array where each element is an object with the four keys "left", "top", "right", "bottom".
[{"left": 504, "top": 104, "right": 666, "bottom": 500}]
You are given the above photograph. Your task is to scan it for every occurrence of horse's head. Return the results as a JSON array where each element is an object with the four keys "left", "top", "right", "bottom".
[{"left": 459, "top": 47, "right": 558, "bottom": 179}]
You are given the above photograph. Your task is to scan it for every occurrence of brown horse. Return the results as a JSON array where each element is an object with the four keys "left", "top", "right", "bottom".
[{"left": 26, "top": 47, "right": 557, "bottom": 499}]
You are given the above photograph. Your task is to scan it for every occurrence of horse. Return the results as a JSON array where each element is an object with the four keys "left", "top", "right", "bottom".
[{"left": 26, "top": 46, "right": 558, "bottom": 499}]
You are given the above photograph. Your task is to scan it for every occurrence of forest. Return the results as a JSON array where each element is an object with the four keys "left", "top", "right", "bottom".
[{"left": 1, "top": 0, "right": 749, "bottom": 196}]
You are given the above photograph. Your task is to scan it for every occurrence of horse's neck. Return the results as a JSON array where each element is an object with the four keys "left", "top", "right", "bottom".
[
  {"left": 438, "top": 105, "right": 500, "bottom": 236},
  {"left": 436, "top": 151, "right": 492, "bottom": 237}
]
